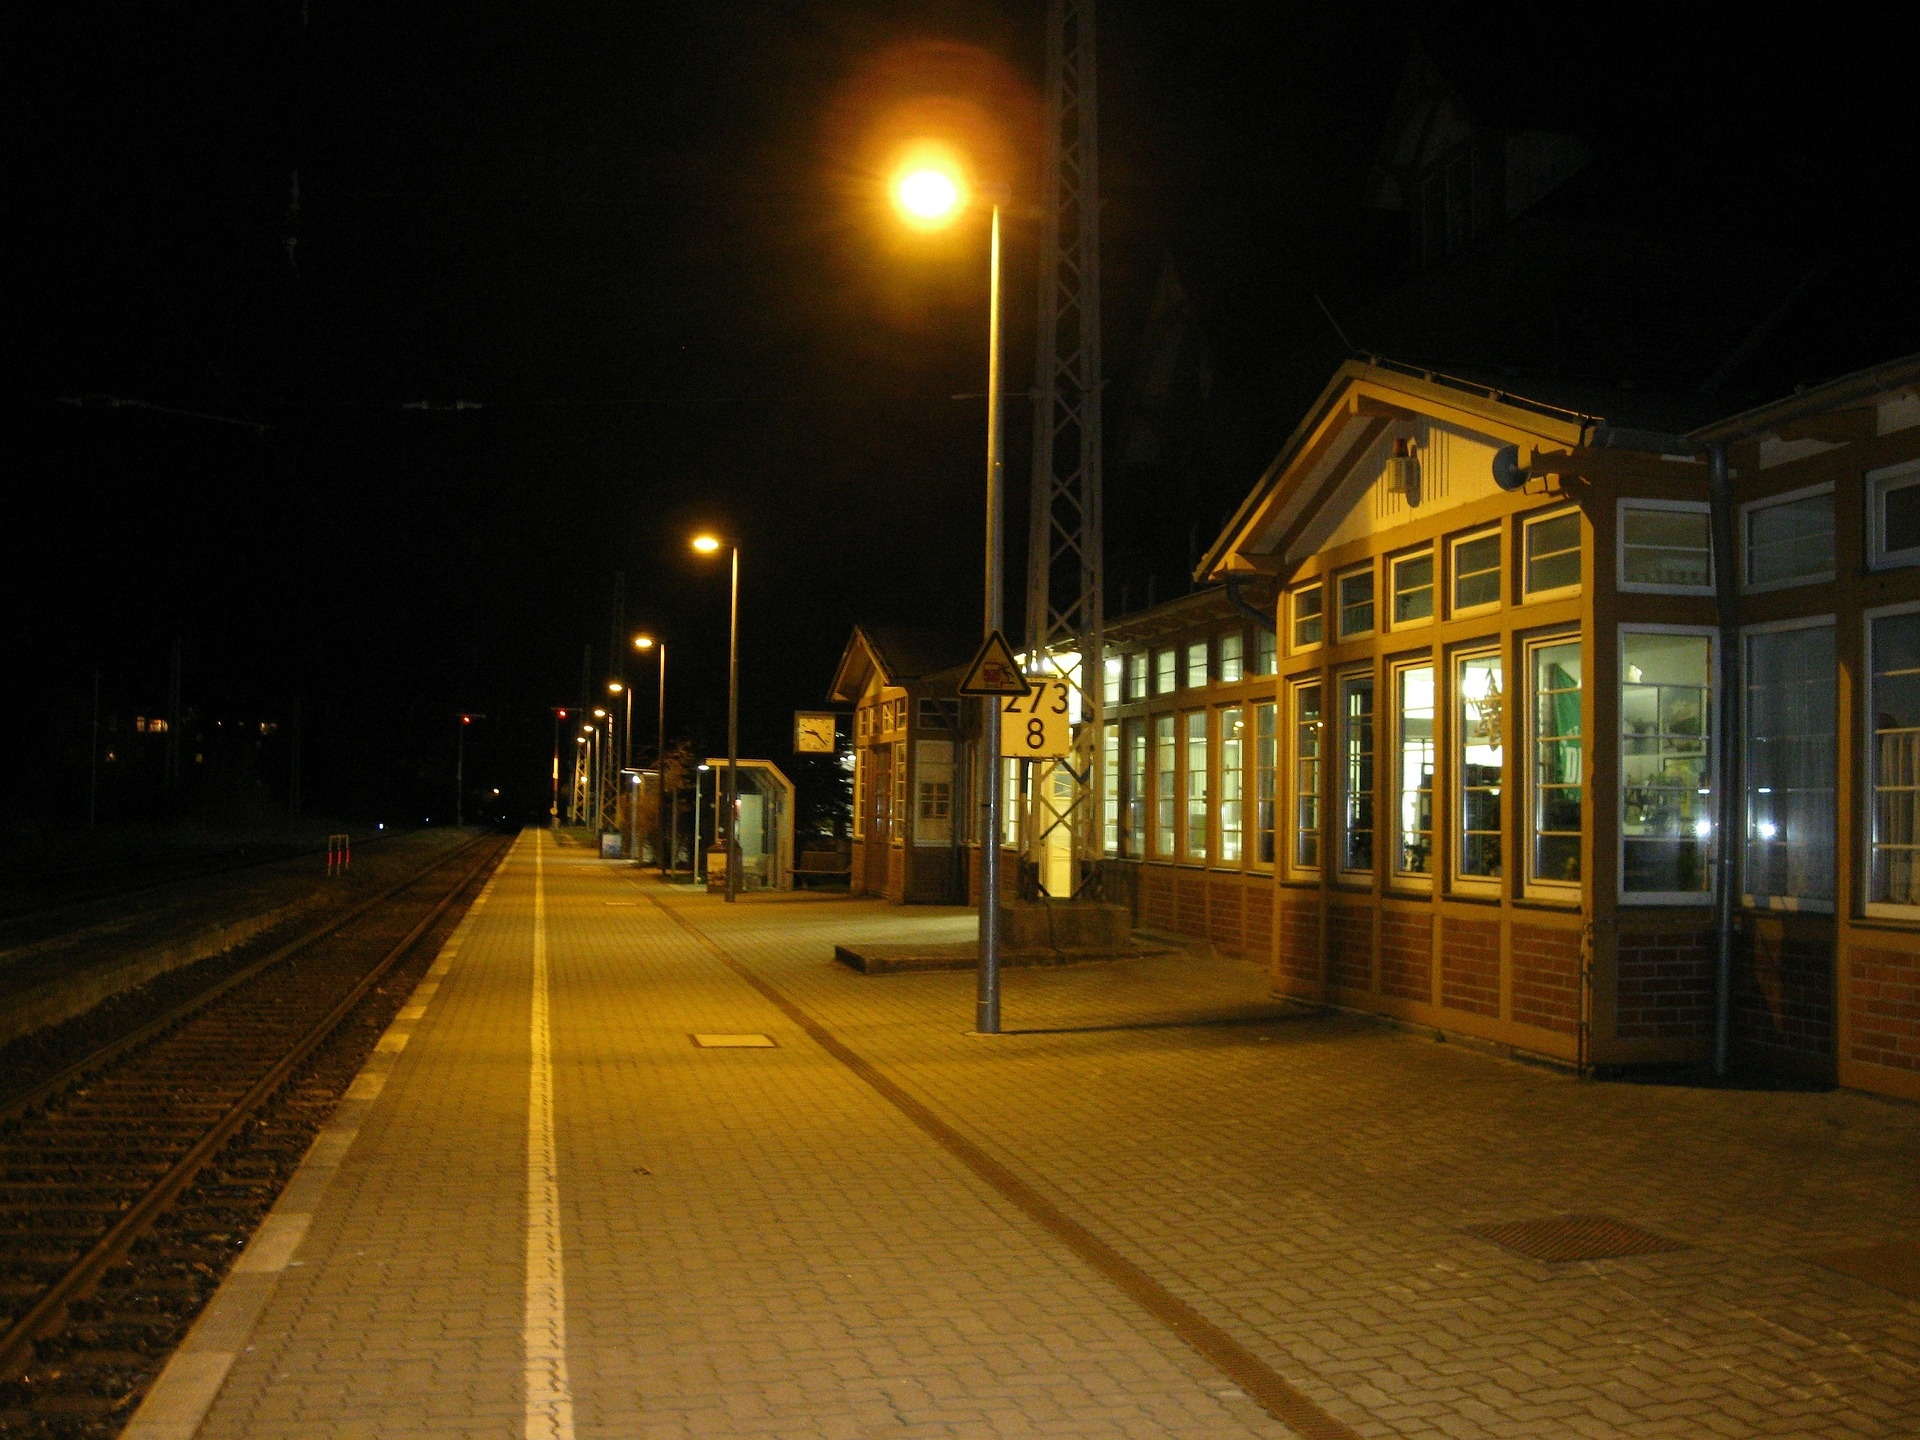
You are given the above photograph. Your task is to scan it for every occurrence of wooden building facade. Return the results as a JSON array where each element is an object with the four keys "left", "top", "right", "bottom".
[{"left": 1095, "top": 354, "right": 1920, "bottom": 1102}]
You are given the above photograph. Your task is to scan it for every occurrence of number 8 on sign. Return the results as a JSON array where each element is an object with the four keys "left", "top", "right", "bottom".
[{"left": 1000, "top": 680, "right": 1072, "bottom": 758}]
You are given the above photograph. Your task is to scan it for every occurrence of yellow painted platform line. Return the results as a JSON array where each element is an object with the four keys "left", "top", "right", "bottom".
[{"left": 522, "top": 828, "right": 576, "bottom": 1440}]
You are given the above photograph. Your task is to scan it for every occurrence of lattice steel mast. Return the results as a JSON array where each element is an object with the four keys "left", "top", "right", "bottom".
[{"left": 1023, "top": 0, "right": 1105, "bottom": 895}]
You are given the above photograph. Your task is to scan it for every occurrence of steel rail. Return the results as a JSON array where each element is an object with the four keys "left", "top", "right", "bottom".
[
  {"left": 0, "top": 832, "right": 493, "bottom": 1127},
  {"left": 0, "top": 833, "right": 509, "bottom": 1380}
]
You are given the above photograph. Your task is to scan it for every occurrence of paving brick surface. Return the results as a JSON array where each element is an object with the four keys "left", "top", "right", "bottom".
[{"left": 185, "top": 833, "right": 1920, "bottom": 1438}]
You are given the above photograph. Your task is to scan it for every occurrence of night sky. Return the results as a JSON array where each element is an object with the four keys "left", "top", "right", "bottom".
[{"left": 11, "top": 3, "right": 1920, "bottom": 831}]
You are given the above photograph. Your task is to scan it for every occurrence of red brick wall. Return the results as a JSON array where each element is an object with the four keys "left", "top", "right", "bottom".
[
  {"left": 1736, "top": 925, "right": 1833, "bottom": 1060},
  {"left": 1850, "top": 945, "right": 1920, "bottom": 1074},
  {"left": 1379, "top": 910, "right": 1432, "bottom": 1002},
  {"left": 1615, "top": 926, "right": 1714, "bottom": 1039},
  {"left": 1277, "top": 895, "right": 1322, "bottom": 986},
  {"left": 1440, "top": 915, "right": 1501, "bottom": 1017},
  {"left": 1329, "top": 906, "right": 1372, "bottom": 993},
  {"left": 1207, "top": 874, "right": 1244, "bottom": 955},
  {"left": 1139, "top": 867, "right": 1176, "bottom": 933},
  {"left": 1175, "top": 872, "right": 1208, "bottom": 936},
  {"left": 1512, "top": 922, "right": 1581, "bottom": 1035},
  {"left": 1245, "top": 884, "right": 1274, "bottom": 963}
]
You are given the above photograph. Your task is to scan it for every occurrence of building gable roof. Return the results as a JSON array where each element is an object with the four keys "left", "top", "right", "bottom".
[{"left": 827, "top": 624, "right": 977, "bottom": 704}]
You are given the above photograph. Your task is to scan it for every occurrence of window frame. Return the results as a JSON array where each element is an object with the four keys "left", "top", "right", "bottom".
[
  {"left": 1153, "top": 713, "right": 1178, "bottom": 858},
  {"left": 913, "top": 738, "right": 956, "bottom": 847},
  {"left": 1100, "top": 727, "right": 1120, "bottom": 857},
  {"left": 1521, "top": 507, "right": 1584, "bottom": 602},
  {"left": 1336, "top": 667, "right": 1377, "bottom": 882},
  {"left": 1616, "top": 498, "right": 1716, "bottom": 595},
  {"left": 1254, "top": 627, "right": 1278, "bottom": 676},
  {"left": 1868, "top": 459, "right": 1920, "bottom": 571},
  {"left": 1183, "top": 709, "right": 1211, "bottom": 861},
  {"left": 1389, "top": 656, "right": 1436, "bottom": 891},
  {"left": 1523, "top": 631, "right": 1584, "bottom": 900},
  {"left": 1219, "top": 705, "right": 1246, "bottom": 864},
  {"left": 1389, "top": 548, "right": 1437, "bottom": 630},
  {"left": 1122, "top": 717, "right": 1147, "bottom": 859},
  {"left": 1741, "top": 480, "right": 1836, "bottom": 593},
  {"left": 1450, "top": 528, "right": 1502, "bottom": 618},
  {"left": 1153, "top": 647, "right": 1178, "bottom": 696},
  {"left": 1254, "top": 701, "right": 1278, "bottom": 869},
  {"left": 1451, "top": 644, "right": 1506, "bottom": 895},
  {"left": 1863, "top": 600, "right": 1920, "bottom": 917},
  {"left": 1287, "top": 676, "right": 1324, "bottom": 879},
  {"left": 1219, "top": 631, "right": 1246, "bottom": 683},
  {"left": 1185, "top": 639, "right": 1211, "bottom": 690},
  {"left": 1617, "top": 623, "right": 1719, "bottom": 906},
  {"left": 1336, "top": 566, "right": 1376, "bottom": 641},
  {"left": 1743, "top": 613, "right": 1836, "bottom": 913},
  {"left": 1290, "top": 584, "right": 1324, "bottom": 653}
]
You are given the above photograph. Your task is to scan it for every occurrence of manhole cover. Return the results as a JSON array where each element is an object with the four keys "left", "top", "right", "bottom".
[
  {"left": 690, "top": 1033, "right": 777, "bottom": 1048},
  {"left": 1465, "top": 1215, "right": 1686, "bottom": 1262}
]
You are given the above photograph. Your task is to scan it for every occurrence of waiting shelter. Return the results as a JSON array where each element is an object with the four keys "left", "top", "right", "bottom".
[{"left": 706, "top": 759, "right": 796, "bottom": 892}]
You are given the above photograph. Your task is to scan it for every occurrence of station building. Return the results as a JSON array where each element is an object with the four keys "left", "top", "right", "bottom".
[{"left": 1114, "top": 352, "right": 1920, "bottom": 1100}]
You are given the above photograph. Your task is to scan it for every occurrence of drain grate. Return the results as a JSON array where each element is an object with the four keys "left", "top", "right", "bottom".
[
  {"left": 690, "top": 1033, "right": 776, "bottom": 1048},
  {"left": 1465, "top": 1214, "right": 1687, "bottom": 1263}
]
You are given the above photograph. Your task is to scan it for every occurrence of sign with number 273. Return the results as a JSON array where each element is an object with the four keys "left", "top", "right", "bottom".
[{"left": 1000, "top": 680, "right": 1073, "bottom": 758}]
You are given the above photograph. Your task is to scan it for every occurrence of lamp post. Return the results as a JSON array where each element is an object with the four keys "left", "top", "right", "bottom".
[
  {"left": 548, "top": 708, "right": 569, "bottom": 827},
  {"left": 591, "top": 707, "right": 609, "bottom": 833},
  {"left": 609, "top": 681, "right": 634, "bottom": 855},
  {"left": 634, "top": 635, "right": 668, "bottom": 875},
  {"left": 691, "top": 534, "right": 740, "bottom": 902},
  {"left": 692, "top": 762, "right": 711, "bottom": 881},
  {"left": 890, "top": 150, "right": 1008, "bottom": 1034},
  {"left": 455, "top": 713, "right": 486, "bottom": 828}
]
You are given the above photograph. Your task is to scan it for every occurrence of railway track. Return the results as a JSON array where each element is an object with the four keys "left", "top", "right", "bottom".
[{"left": 0, "top": 830, "right": 513, "bottom": 1436}]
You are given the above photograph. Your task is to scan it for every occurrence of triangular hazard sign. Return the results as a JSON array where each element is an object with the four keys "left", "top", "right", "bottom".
[{"left": 957, "top": 630, "right": 1032, "bottom": 697}]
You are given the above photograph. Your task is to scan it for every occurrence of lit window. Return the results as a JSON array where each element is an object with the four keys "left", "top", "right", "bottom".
[
  {"left": 1619, "top": 501, "right": 1713, "bottom": 591},
  {"left": 1185, "top": 711, "right": 1210, "bottom": 858},
  {"left": 1452, "top": 531, "right": 1501, "bottom": 613},
  {"left": 1291, "top": 680, "right": 1323, "bottom": 871},
  {"left": 1523, "top": 510, "right": 1582, "bottom": 598},
  {"left": 1124, "top": 719, "right": 1147, "bottom": 857},
  {"left": 1868, "top": 608, "right": 1920, "bottom": 908},
  {"left": 1101, "top": 728, "right": 1120, "bottom": 856},
  {"left": 1154, "top": 648, "right": 1177, "bottom": 695},
  {"left": 1394, "top": 664, "right": 1434, "bottom": 877},
  {"left": 1126, "top": 653, "right": 1148, "bottom": 701},
  {"left": 1456, "top": 652, "right": 1504, "bottom": 882},
  {"left": 1186, "top": 641, "right": 1209, "bottom": 689},
  {"left": 1255, "top": 702, "right": 1277, "bottom": 866},
  {"left": 1869, "top": 461, "right": 1920, "bottom": 569},
  {"left": 1219, "top": 632, "right": 1244, "bottom": 682},
  {"left": 1391, "top": 551, "right": 1435, "bottom": 626},
  {"left": 1529, "top": 639, "right": 1583, "bottom": 887},
  {"left": 1220, "top": 707, "right": 1245, "bottom": 862},
  {"left": 1620, "top": 630, "right": 1713, "bottom": 898},
  {"left": 1102, "top": 656, "right": 1122, "bottom": 708},
  {"left": 1154, "top": 715, "right": 1177, "bottom": 855},
  {"left": 893, "top": 742, "right": 908, "bottom": 837},
  {"left": 1340, "top": 673, "right": 1375, "bottom": 875},
  {"left": 1744, "top": 486, "right": 1834, "bottom": 590},
  {"left": 915, "top": 740, "right": 954, "bottom": 846},
  {"left": 1338, "top": 569, "right": 1375, "bottom": 638},
  {"left": 1255, "top": 628, "right": 1277, "bottom": 675},
  {"left": 1291, "top": 585, "right": 1323, "bottom": 650},
  {"left": 1746, "top": 622, "right": 1835, "bottom": 908}
]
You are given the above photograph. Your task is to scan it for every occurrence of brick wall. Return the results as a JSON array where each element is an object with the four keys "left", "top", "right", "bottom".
[
  {"left": 1277, "top": 895, "right": 1322, "bottom": 987},
  {"left": 1207, "top": 874, "right": 1244, "bottom": 956},
  {"left": 1849, "top": 945, "right": 1920, "bottom": 1074},
  {"left": 1175, "top": 872, "right": 1208, "bottom": 937},
  {"left": 1511, "top": 922, "right": 1581, "bottom": 1035},
  {"left": 1615, "top": 926, "right": 1714, "bottom": 1039},
  {"left": 1379, "top": 910, "right": 1432, "bottom": 1002},
  {"left": 1329, "top": 906, "right": 1372, "bottom": 993},
  {"left": 1440, "top": 915, "right": 1501, "bottom": 1017},
  {"left": 1245, "top": 885, "right": 1274, "bottom": 965},
  {"left": 1736, "top": 925, "right": 1833, "bottom": 1060},
  {"left": 1138, "top": 867, "right": 1176, "bottom": 933}
]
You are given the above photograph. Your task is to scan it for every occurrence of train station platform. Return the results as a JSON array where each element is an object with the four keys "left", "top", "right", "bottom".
[{"left": 128, "top": 829, "right": 1920, "bottom": 1439}]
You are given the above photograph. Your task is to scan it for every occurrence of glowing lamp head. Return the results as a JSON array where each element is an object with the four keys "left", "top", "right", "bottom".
[
  {"left": 593, "top": 708, "right": 607, "bottom": 719},
  {"left": 691, "top": 534, "right": 722, "bottom": 554},
  {"left": 893, "top": 163, "right": 964, "bottom": 227},
  {"left": 633, "top": 634, "right": 655, "bottom": 651},
  {"left": 607, "top": 681, "right": 623, "bottom": 694}
]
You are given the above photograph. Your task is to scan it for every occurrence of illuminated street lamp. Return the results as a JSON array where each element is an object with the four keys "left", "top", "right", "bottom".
[
  {"left": 691, "top": 534, "right": 740, "bottom": 902},
  {"left": 591, "top": 707, "right": 609, "bottom": 832},
  {"left": 548, "top": 707, "right": 570, "bottom": 827},
  {"left": 634, "top": 634, "right": 669, "bottom": 874},
  {"left": 891, "top": 145, "right": 1009, "bottom": 1034}
]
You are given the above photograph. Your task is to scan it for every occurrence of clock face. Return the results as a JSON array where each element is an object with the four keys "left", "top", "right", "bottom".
[{"left": 795, "top": 714, "right": 836, "bottom": 753}]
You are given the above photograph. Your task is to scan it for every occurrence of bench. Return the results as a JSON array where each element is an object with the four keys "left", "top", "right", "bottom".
[{"left": 794, "top": 851, "right": 851, "bottom": 888}]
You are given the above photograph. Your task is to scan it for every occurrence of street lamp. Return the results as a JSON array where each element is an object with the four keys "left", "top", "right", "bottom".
[
  {"left": 548, "top": 708, "right": 569, "bottom": 827},
  {"left": 891, "top": 146, "right": 1009, "bottom": 1034},
  {"left": 691, "top": 534, "right": 741, "bottom": 902},
  {"left": 591, "top": 707, "right": 609, "bottom": 833},
  {"left": 634, "top": 634, "right": 669, "bottom": 875},
  {"left": 609, "top": 680, "right": 634, "bottom": 856},
  {"left": 455, "top": 713, "right": 486, "bottom": 828}
]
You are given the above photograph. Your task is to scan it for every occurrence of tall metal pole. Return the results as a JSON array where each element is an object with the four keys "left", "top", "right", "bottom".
[
  {"left": 657, "top": 643, "right": 669, "bottom": 876},
  {"left": 456, "top": 719, "right": 466, "bottom": 828},
  {"left": 725, "top": 547, "right": 741, "bottom": 903},
  {"left": 550, "top": 710, "right": 561, "bottom": 827},
  {"left": 1024, "top": 0, "right": 1104, "bottom": 896},
  {"left": 977, "top": 202, "right": 1006, "bottom": 1034}
]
